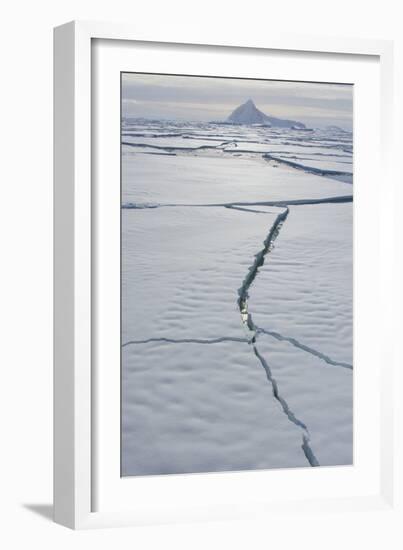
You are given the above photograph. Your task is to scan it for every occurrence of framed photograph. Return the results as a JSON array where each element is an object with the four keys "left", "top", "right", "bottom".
[{"left": 54, "top": 21, "right": 395, "bottom": 529}]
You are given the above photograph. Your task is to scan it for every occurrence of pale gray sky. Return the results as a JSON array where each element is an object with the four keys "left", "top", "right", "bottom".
[{"left": 122, "top": 73, "right": 353, "bottom": 130}]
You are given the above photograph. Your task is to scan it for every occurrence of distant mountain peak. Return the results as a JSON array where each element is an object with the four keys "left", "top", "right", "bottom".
[{"left": 227, "top": 100, "right": 306, "bottom": 129}]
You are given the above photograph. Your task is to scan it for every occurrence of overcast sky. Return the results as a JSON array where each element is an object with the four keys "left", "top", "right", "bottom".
[{"left": 122, "top": 73, "right": 353, "bottom": 130}]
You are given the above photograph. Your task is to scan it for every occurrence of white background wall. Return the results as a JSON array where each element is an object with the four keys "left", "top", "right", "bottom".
[{"left": 0, "top": 0, "right": 402, "bottom": 547}]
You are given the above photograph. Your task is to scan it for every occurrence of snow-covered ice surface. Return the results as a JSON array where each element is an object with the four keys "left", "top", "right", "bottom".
[
  {"left": 248, "top": 203, "right": 353, "bottom": 366},
  {"left": 121, "top": 120, "right": 353, "bottom": 476},
  {"left": 122, "top": 152, "right": 352, "bottom": 206},
  {"left": 253, "top": 336, "right": 353, "bottom": 467},
  {"left": 122, "top": 341, "right": 308, "bottom": 476},
  {"left": 122, "top": 206, "right": 279, "bottom": 343}
]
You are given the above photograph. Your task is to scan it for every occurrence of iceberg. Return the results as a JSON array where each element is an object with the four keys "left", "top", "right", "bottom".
[{"left": 227, "top": 99, "right": 306, "bottom": 128}]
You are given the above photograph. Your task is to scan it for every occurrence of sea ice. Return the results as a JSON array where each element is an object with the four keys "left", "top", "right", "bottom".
[
  {"left": 248, "top": 203, "right": 352, "bottom": 366},
  {"left": 121, "top": 121, "right": 353, "bottom": 475},
  {"left": 122, "top": 340, "right": 308, "bottom": 476},
  {"left": 122, "top": 152, "right": 352, "bottom": 206},
  {"left": 252, "top": 336, "right": 353, "bottom": 466},
  {"left": 122, "top": 206, "right": 279, "bottom": 343}
]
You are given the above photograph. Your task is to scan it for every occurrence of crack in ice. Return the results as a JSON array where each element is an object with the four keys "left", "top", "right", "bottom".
[
  {"left": 237, "top": 207, "right": 289, "bottom": 342},
  {"left": 236, "top": 205, "right": 320, "bottom": 467},
  {"left": 122, "top": 139, "right": 237, "bottom": 154},
  {"left": 256, "top": 328, "right": 353, "bottom": 370},
  {"left": 122, "top": 195, "right": 353, "bottom": 210},
  {"left": 263, "top": 153, "right": 352, "bottom": 183},
  {"left": 252, "top": 346, "right": 307, "bottom": 430},
  {"left": 224, "top": 205, "right": 278, "bottom": 214},
  {"left": 122, "top": 336, "right": 248, "bottom": 347},
  {"left": 253, "top": 346, "right": 320, "bottom": 467}
]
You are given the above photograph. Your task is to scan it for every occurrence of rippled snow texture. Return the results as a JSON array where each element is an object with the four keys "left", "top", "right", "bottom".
[
  {"left": 121, "top": 120, "right": 353, "bottom": 476},
  {"left": 122, "top": 341, "right": 308, "bottom": 476}
]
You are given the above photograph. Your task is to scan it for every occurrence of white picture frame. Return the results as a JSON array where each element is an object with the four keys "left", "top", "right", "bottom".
[{"left": 54, "top": 20, "right": 395, "bottom": 529}]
